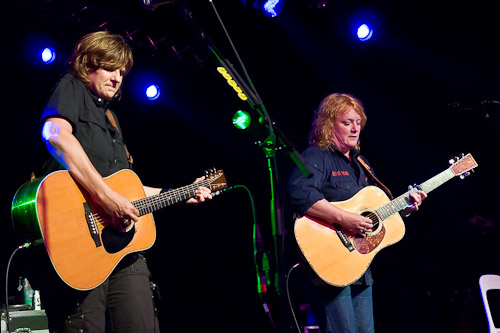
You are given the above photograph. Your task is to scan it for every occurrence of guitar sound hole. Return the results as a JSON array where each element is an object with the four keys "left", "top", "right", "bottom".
[{"left": 361, "top": 211, "right": 379, "bottom": 230}]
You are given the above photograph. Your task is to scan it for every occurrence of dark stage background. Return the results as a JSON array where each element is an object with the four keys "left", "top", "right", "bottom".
[{"left": 3, "top": 0, "right": 500, "bottom": 332}]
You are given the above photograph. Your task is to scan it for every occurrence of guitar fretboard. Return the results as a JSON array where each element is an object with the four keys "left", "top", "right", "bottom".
[
  {"left": 132, "top": 178, "right": 211, "bottom": 216},
  {"left": 375, "top": 168, "right": 456, "bottom": 221}
]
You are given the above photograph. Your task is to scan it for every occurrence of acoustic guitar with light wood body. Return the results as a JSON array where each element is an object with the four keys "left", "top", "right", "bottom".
[
  {"left": 11, "top": 168, "right": 227, "bottom": 290},
  {"left": 294, "top": 154, "right": 477, "bottom": 287}
]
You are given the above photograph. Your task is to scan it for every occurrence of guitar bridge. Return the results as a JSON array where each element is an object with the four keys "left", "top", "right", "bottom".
[
  {"left": 334, "top": 225, "right": 354, "bottom": 252},
  {"left": 83, "top": 202, "right": 102, "bottom": 248}
]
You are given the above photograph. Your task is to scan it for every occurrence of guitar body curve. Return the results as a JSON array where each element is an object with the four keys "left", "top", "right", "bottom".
[
  {"left": 294, "top": 186, "right": 405, "bottom": 287},
  {"left": 294, "top": 154, "right": 478, "bottom": 287},
  {"left": 12, "top": 169, "right": 156, "bottom": 290}
]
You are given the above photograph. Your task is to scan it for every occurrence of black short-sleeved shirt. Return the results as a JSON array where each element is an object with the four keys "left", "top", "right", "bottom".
[{"left": 40, "top": 73, "right": 130, "bottom": 177}]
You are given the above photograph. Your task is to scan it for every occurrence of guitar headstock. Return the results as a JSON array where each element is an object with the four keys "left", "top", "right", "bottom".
[
  {"left": 449, "top": 153, "right": 478, "bottom": 179},
  {"left": 204, "top": 168, "right": 228, "bottom": 192}
]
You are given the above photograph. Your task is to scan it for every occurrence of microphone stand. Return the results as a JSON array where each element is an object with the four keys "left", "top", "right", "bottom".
[
  {"left": 196, "top": 1, "right": 313, "bottom": 330},
  {"left": 208, "top": 42, "right": 314, "bottom": 333}
]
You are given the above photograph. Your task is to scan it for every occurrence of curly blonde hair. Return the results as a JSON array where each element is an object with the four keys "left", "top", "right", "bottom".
[
  {"left": 67, "top": 31, "right": 133, "bottom": 98},
  {"left": 308, "top": 93, "right": 367, "bottom": 149}
]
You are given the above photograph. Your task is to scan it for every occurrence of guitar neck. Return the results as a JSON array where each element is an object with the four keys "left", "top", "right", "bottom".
[
  {"left": 376, "top": 168, "right": 456, "bottom": 221},
  {"left": 132, "top": 178, "right": 211, "bottom": 216}
]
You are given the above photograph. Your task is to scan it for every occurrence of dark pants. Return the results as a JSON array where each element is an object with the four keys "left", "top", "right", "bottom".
[{"left": 40, "top": 254, "right": 160, "bottom": 333}]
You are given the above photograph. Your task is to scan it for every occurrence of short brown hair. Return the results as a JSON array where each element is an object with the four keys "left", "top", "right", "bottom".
[
  {"left": 308, "top": 93, "right": 367, "bottom": 149},
  {"left": 67, "top": 31, "right": 133, "bottom": 95}
]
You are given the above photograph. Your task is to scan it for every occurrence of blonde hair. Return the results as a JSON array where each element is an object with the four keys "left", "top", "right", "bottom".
[
  {"left": 308, "top": 93, "right": 367, "bottom": 149},
  {"left": 67, "top": 31, "right": 133, "bottom": 97}
]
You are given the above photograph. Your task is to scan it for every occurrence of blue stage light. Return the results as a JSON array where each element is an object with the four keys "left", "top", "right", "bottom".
[
  {"left": 261, "top": 0, "right": 284, "bottom": 17},
  {"left": 41, "top": 47, "right": 56, "bottom": 64},
  {"left": 244, "top": 0, "right": 284, "bottom": 17},
  {"left": 357, "top": 24, "right": 373, "bottom": 41},
  {"left": 146, "top": 84, "right": 160, "bottom": 100}
]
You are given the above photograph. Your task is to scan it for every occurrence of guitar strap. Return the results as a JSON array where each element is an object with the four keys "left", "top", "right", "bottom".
[
  {"left": 357, "top": 156, "right": 394, "bottom": 200},
  {"left": 105, "top": 109, "right": 134, "bottom": 167}
]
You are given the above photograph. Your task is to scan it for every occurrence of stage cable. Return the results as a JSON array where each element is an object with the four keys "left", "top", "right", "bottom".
[
  {"left": 223, "top": 184, "right": 276, "bottom": 330},
  {"left": 286, "top": 262, "right": 302, "bottom": 333},
  {"left": 4, "top": 242, "right": 32, "bottom": 333}
]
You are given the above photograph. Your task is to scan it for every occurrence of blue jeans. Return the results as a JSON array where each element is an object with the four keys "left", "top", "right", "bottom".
[{"left": 310, "top": 284, "right": 375, "bottom": 333}]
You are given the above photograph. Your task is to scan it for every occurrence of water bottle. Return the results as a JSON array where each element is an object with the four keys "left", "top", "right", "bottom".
[
  {"left": 22, "top": 278, "right": 34, "bottom": 308},
  {"left": 33, "top": 290, "right": 41, "bottom": 310}
]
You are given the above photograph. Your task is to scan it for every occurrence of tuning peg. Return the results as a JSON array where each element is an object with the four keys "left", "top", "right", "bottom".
[
  {"left": 204, "top": 168, "right": 217, "bottom": 178},
  {"left": 449, "top": 154, "right": 465, "bottom": 164},
  {"left": 459, "top": 171, "right": 471, "bottom": 179}
]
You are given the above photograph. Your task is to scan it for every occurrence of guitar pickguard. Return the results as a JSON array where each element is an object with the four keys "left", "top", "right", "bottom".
[
  {"left": 353, "top": 226, "right": 386, "bottom": 254},
  {"left": 101, "top": 225, "right": 135, "bottom": 253}
]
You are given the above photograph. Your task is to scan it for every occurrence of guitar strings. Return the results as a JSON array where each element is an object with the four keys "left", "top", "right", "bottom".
[
  {"left": 89, "top": 177, "right": 218, "bottom": 224},
  {"left": 370, "top": 168, "right": 454, "bottom": 223},
  {"left": 132, "top": 178, "right": 212, "bottom": 216}
]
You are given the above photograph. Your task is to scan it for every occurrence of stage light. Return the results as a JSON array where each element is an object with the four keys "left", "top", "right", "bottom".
[
  {"left": 232, "top": 110, "right": 252, "bottom": 129},
  {"left": 350, "top": 9, "right": 380, "bottom": 43},
  {"left": 260, "top": 0, "right": 284, "bottom": 17},
  {"left": 357, "top": 23, "right": 373, "bottom": 41},
  {"left": 41, "top": 47, "right": 56, "bottom": 64},
  {"left": 216, "top": 67, "right": 248, "bottom": 101},
  {"left": 128, "top": 68, "right": 166, "bottom": 103},
  {"left": 145, "top": 84, "right": 160, "bottom": 100},
  {"left": 242, "top": 0, "right": 285, "bottom": 17}
]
